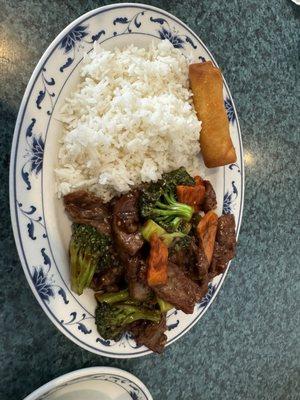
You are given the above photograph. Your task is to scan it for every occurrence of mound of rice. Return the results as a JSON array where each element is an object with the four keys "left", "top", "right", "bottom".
[{"left": 56, "top": 40, "right": 201, "bottom": 202}]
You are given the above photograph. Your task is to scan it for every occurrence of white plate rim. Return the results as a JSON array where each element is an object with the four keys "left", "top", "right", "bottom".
[{"left": 9, "top": 2, "right": 244, "bottom": 358}]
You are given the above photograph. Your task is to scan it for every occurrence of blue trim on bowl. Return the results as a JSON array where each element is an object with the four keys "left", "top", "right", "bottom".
[
  {"left": 24, "top": 368, "right": 152, "bottom": 400},
  {"left": 36, "top": 373, "right": 150, "bottom": 400}
]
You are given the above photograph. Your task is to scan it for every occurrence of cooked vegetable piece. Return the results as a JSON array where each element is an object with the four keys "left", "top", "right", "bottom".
[
  {"left": 176, "top": 175, "right": 207, "bottom": 212},
  {"left": 69, "top": 224, "right": 111, "bottom": 295},
  {"left": 95, "top": 289, "right": 129, "bottom": 304},
  {"left": 147, "top": 234, "right": 169, "bottom": 286},
  {"left": 197, "top": 211, "right": 218, "bottom": 264},
  {"left": 163, "top": 167, "right": 195, "bottom": 189},
  {"left": 66, "top": 165, "right": 235, "bottom": 353},
  {"left": 139, "top": 167, "right": 195, "bottom": 220},
  {"left": 141, "top": 219, "right": 166, "bottom": 241},
  {"left": 176, "top": 220, "right": 192, "bottom": 234},
  {"left": 160, "top": 231, "right": 186, "bottom": 246},
  {"left": 95, "top": 301, "right": 161, "bottom": 340},
  {"left": 141, "top": 219, "right": 186, "bottom": 246},
  {"left": 176, "top": 183, "right": 205, "bottom": 211},
  {"left": 194, "top": 175, "right": 203, "bottom": 186},
  {"left": 157, "top": 297, "right": 174, "bottom": 312},
  {"left": 150, "top": 191, "right": 194, "bottom": 232}
]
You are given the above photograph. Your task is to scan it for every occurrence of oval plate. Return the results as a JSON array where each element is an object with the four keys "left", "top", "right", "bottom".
[{"left": 10, "top": 3, "right": 244, "bottom": 358}]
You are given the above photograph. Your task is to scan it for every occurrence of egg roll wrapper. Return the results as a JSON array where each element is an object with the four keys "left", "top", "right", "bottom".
[{"left": 189, "top": 61, "right": 237, "bottom": 168}]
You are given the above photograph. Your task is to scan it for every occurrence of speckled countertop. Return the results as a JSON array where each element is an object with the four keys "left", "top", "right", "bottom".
[{"left": 0, "top": 1, "right": 299, "bottom": 399}]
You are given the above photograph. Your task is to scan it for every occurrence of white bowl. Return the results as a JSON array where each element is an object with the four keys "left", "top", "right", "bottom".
[{"left": 23, "top": 367, "right": 152, "bottom": 400}]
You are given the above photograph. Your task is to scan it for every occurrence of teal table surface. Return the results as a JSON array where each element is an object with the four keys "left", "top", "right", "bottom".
[{"left": 0, "top": 1, "right": 299, "bottom": 399}]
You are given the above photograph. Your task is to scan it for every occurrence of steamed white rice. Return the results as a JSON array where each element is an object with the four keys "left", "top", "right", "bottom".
[{"left": 56, "top": 40, "right": 201, "bottom": 202}]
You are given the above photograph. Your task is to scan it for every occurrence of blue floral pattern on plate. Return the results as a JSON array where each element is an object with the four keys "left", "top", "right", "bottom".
[
  {"left": 31, "top": 248, "right": 69, "bottom": 304},
  {"left": 198, "top": 282, "right": 217, "bottom": 309},
  {"left": 61, "top": 25, "right": 89, "bottom": 53},
  {"left": 113, "top": 11, "right": 145, "bottom": 35},
  {"left": 32, "top": 267, "right": 54, "bottom": 301},
  {"left": 159, "top": 28, "right": 184, "bottom": 48},
  {"left": 223, "top": 181, "right": 238, "bottom": 214},
  {"left": 10, "top": 4, "right": 243, "bottom": 358},
  {"left": 225, "top": 97, "right": 236, "bottom": 123},
  {"left": 29, "top": 136, "right": 44, "bottom": 174},
  {"left": 21, "top": 118, "right": 45, "bottom": 190}
]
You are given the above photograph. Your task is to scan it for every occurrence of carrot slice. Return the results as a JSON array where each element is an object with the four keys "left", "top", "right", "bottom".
[
  {"left": 177, "top": 182, "right": 205, "bottom": 211},
  {"left": 147, "top": 234, "right": 169, "bottom": 287},
  {"left": 194, "top": 175, "right": 203, "bottom": 186},
  {"left": 197, "top": 211, "right": 218, "bottom": 264}
]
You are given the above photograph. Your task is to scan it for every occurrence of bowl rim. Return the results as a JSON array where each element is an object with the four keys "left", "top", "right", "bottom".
[{"left": 23, "top": 366, "right": 153, "bottom": 400}]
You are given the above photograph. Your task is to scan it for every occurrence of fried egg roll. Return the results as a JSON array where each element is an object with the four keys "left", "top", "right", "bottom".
[{"left": 189, "top": 61, "right": 237, "bottom": 168}]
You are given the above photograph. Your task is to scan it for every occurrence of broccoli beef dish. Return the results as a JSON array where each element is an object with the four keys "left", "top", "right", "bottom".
[{"left": 64, "top": 167, "right": 236, "bottom": 353}]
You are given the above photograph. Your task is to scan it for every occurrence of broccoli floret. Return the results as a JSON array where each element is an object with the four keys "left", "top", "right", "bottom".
[
  {"left": 160, "top": 231, "right": 186, "bottom": 246},
  {"left": 95, "top": 291, "right": 161, "bottom": 340},
  {"left": 140, "top": 167, "right": 195, "bottom": 220},
  {"left": 163, "top": 167, "right": 195, "bottom": 190},
  {"left": 141, "top": 219, "right": 186, "bottom": 246},
  {"left": 176, "top": 220, "right": 192, "bottom": 235},
  {"left": 151, "top": 192, "right": 194, "bottom": 232},
  {"left": 157, "top": 297, "right": 174, "bottom": 313},
  {"left": 69, "top": 224, "right": 111, "bottom": 295},
  {"left": 141, "top": 219, "right": 166, "bottom": 241},
  {"left": 95, "top": 289, "right": 130, "bottom": 304}
]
